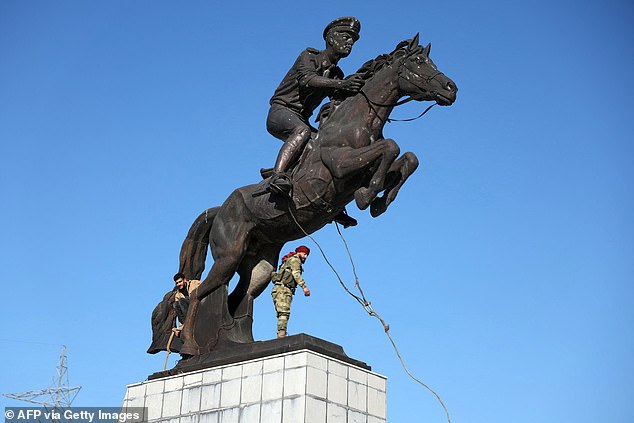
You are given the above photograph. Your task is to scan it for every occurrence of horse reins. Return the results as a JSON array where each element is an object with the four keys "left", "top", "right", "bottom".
[{"left": 359, "top": 89, "right": 436, "bottom": 125}]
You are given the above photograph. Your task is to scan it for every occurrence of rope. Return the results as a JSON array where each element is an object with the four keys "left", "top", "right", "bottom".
[
  {"left": 285, "top": 203, "right": 451, "bottom": 423},
  {"left": 334, "top": 223, "right": 451, "bottom": 423},
  {"left": 164, "top": 330, "right": 175, "bottom": 370}
]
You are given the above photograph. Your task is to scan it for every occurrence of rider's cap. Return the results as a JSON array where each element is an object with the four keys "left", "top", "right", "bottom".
[
  {"left": 323, "top": 16, "right": 361, "bottom": 41},
  {"left": 295, "top": 245, "right": 311, "bottom": 255}
]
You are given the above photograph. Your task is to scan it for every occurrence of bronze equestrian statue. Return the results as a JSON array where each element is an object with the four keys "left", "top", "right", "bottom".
[{"left": 148, "top": 34, "right": 457, "bottom": 358}]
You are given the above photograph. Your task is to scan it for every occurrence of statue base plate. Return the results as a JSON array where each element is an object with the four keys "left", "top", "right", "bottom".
[{"left": 149, "top": 333, "right": 370, "bottom": 380}]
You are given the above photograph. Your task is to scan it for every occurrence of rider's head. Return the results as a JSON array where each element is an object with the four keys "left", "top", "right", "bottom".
[{"left": 324, "top": 17, "right": 360, "bottom": 58}]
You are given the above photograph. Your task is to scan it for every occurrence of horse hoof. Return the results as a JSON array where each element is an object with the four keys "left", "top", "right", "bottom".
[
  {"left": 370, "top": 198, "right": 388, "bottom": 217},
  {"left": 354, "top": 189, "right": 371, "bottom": 210}
]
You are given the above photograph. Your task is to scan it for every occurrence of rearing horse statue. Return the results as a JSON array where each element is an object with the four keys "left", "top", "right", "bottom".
[{"left": 150, "top": 35, "right": 457, "bottom": 357}]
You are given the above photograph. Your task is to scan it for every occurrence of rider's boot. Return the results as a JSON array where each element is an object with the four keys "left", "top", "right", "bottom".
[
  {"left": 253, "top": 130, "right": 310, "bottom": 197},
  {"left": 277, "top": 329, "right": 287, "bottom": 339},
  {"left": 333, "top": 208, "right": 358, "bottom": 228},
  {"left": 271, "top": 130, "right": 310, "bottom": 193}
]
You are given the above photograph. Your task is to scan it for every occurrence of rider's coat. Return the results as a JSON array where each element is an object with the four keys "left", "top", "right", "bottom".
[{"left": 269, "top": 48, "right": 344, "bottom": 121}]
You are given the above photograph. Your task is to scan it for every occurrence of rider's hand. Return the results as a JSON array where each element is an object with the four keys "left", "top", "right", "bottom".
[
  {"left": 303, "top": 287, "right": 311, "bottom": 297},
  {"left": 340, "top": 75, "right": 364, "bottom": 92}
]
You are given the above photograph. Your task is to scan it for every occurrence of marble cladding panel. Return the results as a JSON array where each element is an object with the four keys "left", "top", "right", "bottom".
[
  {"left": 304, "top": 397, "right": 327, "bottom": 423},
  {"left": 200, "top": 383, "right": 221, "bottom": 411},
  {"left": 123, "top": 349, "right": 386, "bottom": 422},
  {"left": 198, "top": 411, "right": 220, "bottom": 423},
  {"left": 347, "top": 380, "right": 367, "bottom": 413},
  {"left": 181, "top": 386, "right": 202, "bottom": 414},
  {"left": 260, "top": 399, "right": 282, "bottom": 423},
  {"left": 348, "top": 409, "right": 368, "bottom": 423},
  {"left": 282, "top": 396, "right": 306, "bottom": 423},
  {"left": 327, "top": 374, "right": 348, "bottom": 405},
  {"left": 326, "top": 402, "right": 347, "bottom": 423},
  {"left": 367, "top": 387, "right": 387, "bottom": 419},
  {"left": 161, "top": 390, "right": 182, "bottom": 418},
  {"left": 239, "top": 403, "right": 260, "bottom": 423},
  {"left": 305, "top": 366, "right": 327, "bottom": 398},
  {"left": 199, "top": 411, "right": 219, "bottom": 423},
  {"left": 262, "top": 370, "right": 284, "bottom": 401}
]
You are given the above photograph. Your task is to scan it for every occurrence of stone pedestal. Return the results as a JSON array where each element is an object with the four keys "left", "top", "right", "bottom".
[{"left": 124, "top": 335, "right": 387, "bottom": 423}]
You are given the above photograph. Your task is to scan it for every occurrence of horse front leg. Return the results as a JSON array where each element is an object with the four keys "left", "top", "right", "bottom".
[
  {"left": 322, "top": 138, "right": 400, "bottom": 210},
  {"left": 370, "top": 151, "right": 419, "bottom": 217}
]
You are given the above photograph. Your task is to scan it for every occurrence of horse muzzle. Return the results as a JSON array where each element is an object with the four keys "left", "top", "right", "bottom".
[{"left": 435, "top": 80, "right": 458, "bottom": 106}]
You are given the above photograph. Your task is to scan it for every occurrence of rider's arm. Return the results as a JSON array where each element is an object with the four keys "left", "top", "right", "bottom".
[
  {"left": 302, "top": 74, "right": 364, "bottom": 92},
  {"left": 296, "top": 51, "right": 363, "bottom": 92}
]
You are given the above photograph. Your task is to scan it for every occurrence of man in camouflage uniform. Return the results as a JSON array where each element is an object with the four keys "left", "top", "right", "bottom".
[{"left": 271, "top": 246, "right": 311, "bottom": 338}]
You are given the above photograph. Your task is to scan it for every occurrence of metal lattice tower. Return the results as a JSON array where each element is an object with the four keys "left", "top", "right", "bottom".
[{"left": 3, "top": 345, "right": 81, "bottom": 407}]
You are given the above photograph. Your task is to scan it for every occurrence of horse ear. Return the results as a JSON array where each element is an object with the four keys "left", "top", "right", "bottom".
[
  {"left": 409, "top": 33, "right": 420, "bottom": 50},
  {"left": 423, "top": 42, "right": 431, "bottom": 56}
]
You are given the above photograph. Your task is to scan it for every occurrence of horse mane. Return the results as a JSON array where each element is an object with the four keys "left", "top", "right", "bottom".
[{"left": 354, "top": 39, "right": 411, "bottom": 81}]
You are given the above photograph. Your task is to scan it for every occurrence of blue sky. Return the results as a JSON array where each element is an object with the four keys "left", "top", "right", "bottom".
[{"left": 1, "top": 1, "right": 632, "bottom": 422}]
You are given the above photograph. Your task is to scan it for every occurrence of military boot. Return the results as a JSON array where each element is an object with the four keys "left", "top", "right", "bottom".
[{"left": 277, "top": 329, "right": 287, "bottom": 339}]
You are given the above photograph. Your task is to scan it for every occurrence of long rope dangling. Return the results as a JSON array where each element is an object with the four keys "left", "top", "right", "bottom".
[
  {"left": 285, "top": 202, "right": 451, "bottom": 423},
  {"left": 334, "top": 223, "right": 451, "bottom": 423}
]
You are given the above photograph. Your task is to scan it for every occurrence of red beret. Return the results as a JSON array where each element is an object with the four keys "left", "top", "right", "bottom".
[{"left": 295, "top": 245, "right": 310, "bottom": 255}]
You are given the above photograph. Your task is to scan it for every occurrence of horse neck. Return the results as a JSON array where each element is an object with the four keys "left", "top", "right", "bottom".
[{"left": 358, "top": 65, "right": 402, "bottom": 131}]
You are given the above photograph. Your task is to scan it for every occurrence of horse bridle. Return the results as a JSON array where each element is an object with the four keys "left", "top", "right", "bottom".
[{"left": 359, "top": 56, "right": 444, "bottom": 123}]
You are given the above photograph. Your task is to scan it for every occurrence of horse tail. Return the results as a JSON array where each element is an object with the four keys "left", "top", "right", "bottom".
[{"left": 179, "top": 207, "right": 219, "bottom": 280}]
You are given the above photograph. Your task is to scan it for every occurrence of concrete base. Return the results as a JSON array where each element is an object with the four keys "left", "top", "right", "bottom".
[{"left": 125, "top": 346, "right": 387, "bottom": 422}]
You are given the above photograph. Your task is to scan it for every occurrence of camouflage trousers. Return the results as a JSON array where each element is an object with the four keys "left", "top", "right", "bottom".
[{"left": 271, "top": 284, "right": 295, "bottom": 332}]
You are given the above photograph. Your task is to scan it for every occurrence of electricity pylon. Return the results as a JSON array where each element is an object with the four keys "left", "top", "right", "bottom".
[{"left": 3, "top": 345, "right": 81, "bottom": 407}]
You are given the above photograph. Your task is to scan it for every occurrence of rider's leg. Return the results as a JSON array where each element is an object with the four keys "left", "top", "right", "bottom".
[
  {"left": 265, "top": 106, "right": 312, "bottom": 193},
  {"left": 272, "top": 126, "right": 311, "bottom": 173}
]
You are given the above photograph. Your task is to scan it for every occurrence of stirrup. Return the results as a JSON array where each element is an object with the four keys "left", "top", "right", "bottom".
[
  {"left": 269, "top": 173, "right": 292, "bottom": 194},
  {"left": 251, "top": 173, "right": 292, "bottom": 197}
]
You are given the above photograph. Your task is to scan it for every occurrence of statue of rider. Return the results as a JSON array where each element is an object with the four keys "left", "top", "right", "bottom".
[{"left": 260, "top": 16, "right": 364, "bottom": 228}]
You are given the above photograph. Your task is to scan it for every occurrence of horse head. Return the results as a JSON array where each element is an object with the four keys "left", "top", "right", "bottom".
[{"left": 394, "top": 34, "right": 458, "bottom": 106}]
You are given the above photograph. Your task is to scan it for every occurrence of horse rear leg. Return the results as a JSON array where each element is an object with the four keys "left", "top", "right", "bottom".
[
  {"left": 370, "top": 152, "right": 419, "bottom": 217},
  {"left": 228, "top": 244, "right": 282, "bottom": 342},
  {"left": 180, "top": 203, "right": 254, "bottom": 355}
]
